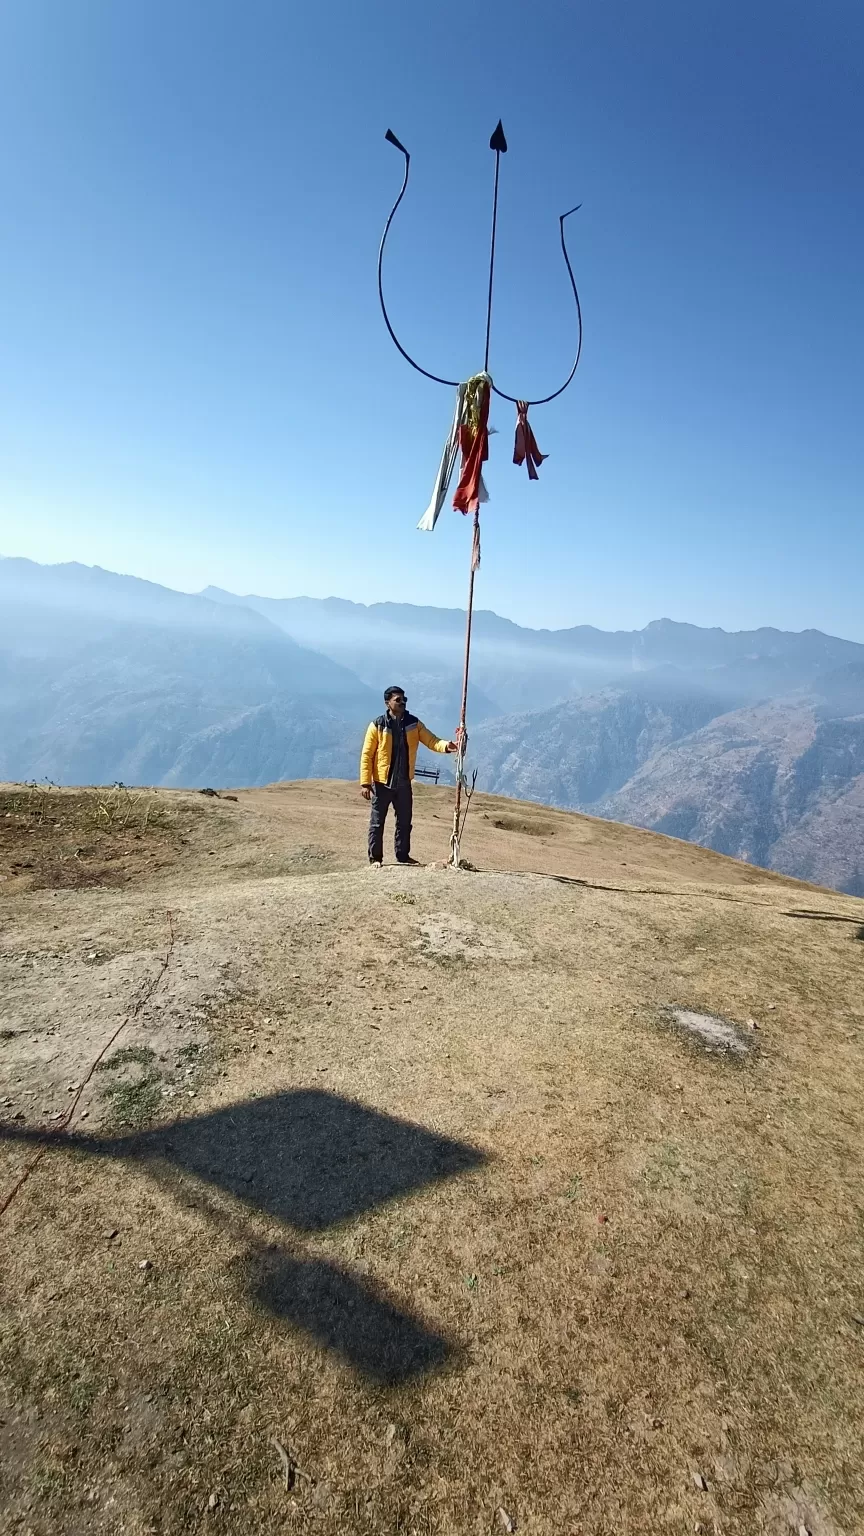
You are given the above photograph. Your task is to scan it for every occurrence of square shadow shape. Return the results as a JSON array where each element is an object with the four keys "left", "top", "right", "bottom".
[{"left": 111, "top": 1089, "right": 486, "bottom": 1230}]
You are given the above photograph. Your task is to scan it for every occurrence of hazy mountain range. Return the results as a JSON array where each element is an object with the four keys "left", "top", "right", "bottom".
[{"left": 2, "top": 556, "right": 863, "bottom": 894}]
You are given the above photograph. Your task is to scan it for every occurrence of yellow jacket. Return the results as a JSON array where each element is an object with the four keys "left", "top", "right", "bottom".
[{"left": 360, "top": 711, "right": 450, "bottom": 785}]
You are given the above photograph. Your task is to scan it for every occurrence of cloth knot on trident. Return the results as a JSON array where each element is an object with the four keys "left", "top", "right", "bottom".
[{"left": 377, "top": 120, "right": 584, "bottom": 868}]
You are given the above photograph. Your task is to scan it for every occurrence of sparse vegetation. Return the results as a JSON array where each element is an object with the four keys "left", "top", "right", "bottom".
[
  {"left": 96, "top": 1045, "right": 159, "bottom": 1073},
  {"left": 0, "top": 783, "right": 194, "bottom": 891},
  {"left": 96, "top": 1044, "right": 164, "bottom": 1128}
]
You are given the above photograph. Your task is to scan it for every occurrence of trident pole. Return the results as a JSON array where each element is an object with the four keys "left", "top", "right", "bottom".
[
  {"left": 449, "top": 120, "right": 507, "bottom": 868},
  {"left": 449, "top": 511, "right": 479, "bottom": 867},
  {"left": 378, "top": 119, "right": 582, "bottom": 867}
]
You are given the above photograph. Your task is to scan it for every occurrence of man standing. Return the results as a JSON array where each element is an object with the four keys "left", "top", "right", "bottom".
[{"left": 360, "top": 687, "right": 456, "bottom": 866}]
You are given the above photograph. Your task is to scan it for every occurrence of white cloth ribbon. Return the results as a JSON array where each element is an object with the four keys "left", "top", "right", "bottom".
[{"left": 417, "top": 383, "right": 467, "bottom": 532}]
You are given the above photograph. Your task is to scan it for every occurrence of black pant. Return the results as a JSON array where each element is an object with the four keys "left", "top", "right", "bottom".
[{"left": 368, "top": 781, "right": 413, "bottom": 863}]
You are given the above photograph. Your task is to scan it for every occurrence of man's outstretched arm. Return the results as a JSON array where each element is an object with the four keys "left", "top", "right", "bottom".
[{"left": 417, "top": 723, "right": 458, "bottom": 754}]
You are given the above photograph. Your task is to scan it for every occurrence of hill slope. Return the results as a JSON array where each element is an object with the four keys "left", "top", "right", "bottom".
[{"left": 1, "top": 781, "right": 862, "bottom": 1536}]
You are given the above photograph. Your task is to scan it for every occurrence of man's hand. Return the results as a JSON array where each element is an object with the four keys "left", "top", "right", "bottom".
[
  {"left": 445, "top": 741, "right": 458, "bottom": 753},
  {"left": 361, "top": 785, "right": 372, "bottom": 801}
]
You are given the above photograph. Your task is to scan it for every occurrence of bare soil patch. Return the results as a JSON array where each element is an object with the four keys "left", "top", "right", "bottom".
[
  {"left": 486, "top": 813, "right": 556, "bottom": 838},
  {"left": 416, "top": 911, "right": 525, "bottom": 964}
]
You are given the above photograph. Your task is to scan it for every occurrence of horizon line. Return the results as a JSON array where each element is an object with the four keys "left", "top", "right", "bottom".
[{"left": 1, "top": 553, "right": 860, "bottom": 648}]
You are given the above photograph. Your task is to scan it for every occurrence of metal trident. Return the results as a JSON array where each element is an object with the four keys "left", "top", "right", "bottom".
[{"left": 377, "top": 121, "right": 584, "bottom": 866}]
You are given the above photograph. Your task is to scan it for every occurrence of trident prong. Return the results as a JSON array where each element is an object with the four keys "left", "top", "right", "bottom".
[
  {"left": 378, "top": 124, "right": 583, "bottom": 403},
  {"left": 377, "top": 133, "right": 459, "bottom": 388}
]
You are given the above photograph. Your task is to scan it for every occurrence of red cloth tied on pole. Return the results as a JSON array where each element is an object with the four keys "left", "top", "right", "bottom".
[
  {"left": 453, "top": 375, "right": 491, "bottom": 514},
  {"left": 513, "top": 400, "right": 546, "bottom": 480}
]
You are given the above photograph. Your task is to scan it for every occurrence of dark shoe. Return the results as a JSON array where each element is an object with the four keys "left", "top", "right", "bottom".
[{"left": 396, "top": 857, "right": 421, "bottom": 866}]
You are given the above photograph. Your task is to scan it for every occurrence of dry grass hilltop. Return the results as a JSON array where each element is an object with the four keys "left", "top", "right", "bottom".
[{"left": 1, "top": 779, "right": 863, "bottom": 1536}]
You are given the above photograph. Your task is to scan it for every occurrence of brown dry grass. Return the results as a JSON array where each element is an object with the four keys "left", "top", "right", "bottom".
[
  {"left": 1, "top": 780, "right": 863, "bottom": 1536},
  {"left": 0, "top": 785, "right": 198, "bottom": 894}
]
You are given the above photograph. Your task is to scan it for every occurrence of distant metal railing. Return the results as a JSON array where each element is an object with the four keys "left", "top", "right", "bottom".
[{"left": 414, "top": 767, "right": 441, "bottom": 784}]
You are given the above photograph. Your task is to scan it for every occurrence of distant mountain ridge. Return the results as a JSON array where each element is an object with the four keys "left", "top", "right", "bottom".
[
  {"left": 201, "top": 585, "right": 864, "bottom": 718},
  {"left": 2, "top": 558, "right": 864, "bottom": 892},
  {"left": 202, "top": 585, "right": 863, "bottom": 671},
  {"left": 0, "top": 558, "right": 377, "bottom": 786}
]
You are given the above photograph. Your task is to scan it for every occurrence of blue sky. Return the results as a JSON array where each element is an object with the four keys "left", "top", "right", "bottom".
[{"left": 0, "top": 0, "right": 862, "bottom": 637}]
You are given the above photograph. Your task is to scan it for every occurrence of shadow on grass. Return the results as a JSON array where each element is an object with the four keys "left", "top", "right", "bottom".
[
  {"left": 0, "top": 1089, "right": 486, "bottom": 1384},
  {"left": 113, "top": 1088, "right": 483, "bottom": 1229},
  {"left": 785, "top": 908, "right": 864, "bottom": 927},
  {"left": 244, "top": 1249, "right": 451, "bottom": 1383}
]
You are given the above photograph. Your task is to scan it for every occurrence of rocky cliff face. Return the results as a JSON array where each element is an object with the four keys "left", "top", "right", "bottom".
[
  {"left": 469, "top": 687, "right": 726, "bottom": 809},
  {"left": 471, "top": 684, "right": 864, "bottom": 895},
  {"left": 598, "top": 703, "right": 864, "bottom": 894}
]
